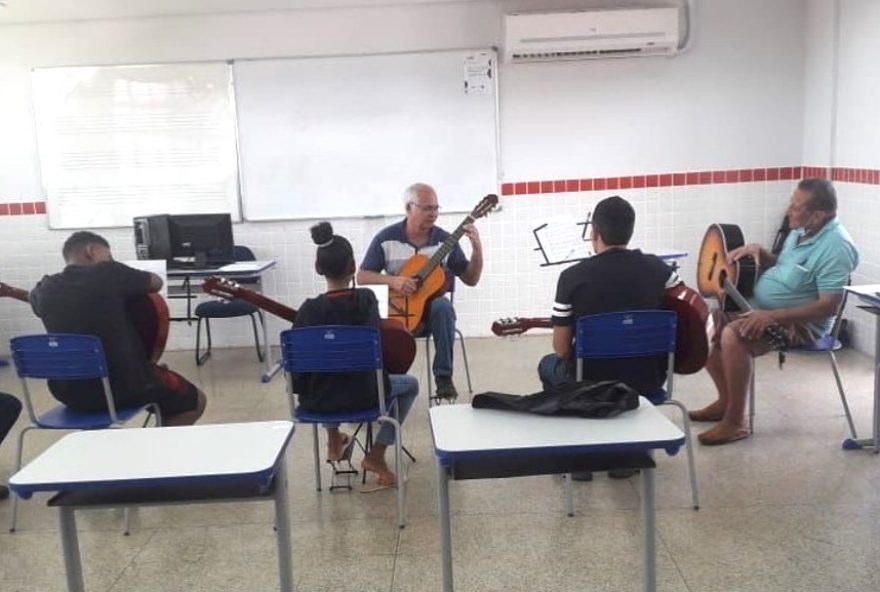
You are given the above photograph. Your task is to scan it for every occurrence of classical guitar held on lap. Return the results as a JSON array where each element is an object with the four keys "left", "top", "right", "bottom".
[
  {"left": 491, "top": 284, "right": 711, "bottom": 375},
  {"left": 0, "top": 281, "right": 169, "bottom": 363},
  {"left": 696, "top": 223, "right": 788, "bottom": 355},
  {"left": 203, "top": 277, "right": 416, "bottom": 374},
  {"left": 389, "top": 193, "right": 497, "bottom": 333}
]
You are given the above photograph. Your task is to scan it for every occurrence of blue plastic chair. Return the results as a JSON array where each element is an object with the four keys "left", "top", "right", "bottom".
[
  {"left": 195, "top": 245, "right": 264, "bottom": 366},
  {"left": 8, "top": 334, "right": 161, "bottom": 533},
  {"left": 280, "top": 325, "right": 406, "bottom": 528},
  {"left": 571, "top": 310, "right": 700, "bottom": 510},
  {"left": 747, "top": 301, "right": 857, "bottom": 440}
]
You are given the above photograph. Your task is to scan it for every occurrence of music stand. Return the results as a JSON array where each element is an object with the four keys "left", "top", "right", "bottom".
[{"left": 533, "top": 213, "right": 593, "bottom": 266}]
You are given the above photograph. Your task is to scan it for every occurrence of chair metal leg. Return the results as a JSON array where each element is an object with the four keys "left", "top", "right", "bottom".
[
  {"left": 564, "top": 474, "right": 574, "bottom": 517},
  {"left": 196, "top": 318, "right": 212, "bottom": 366},
  {"left": 312, "top": 424, "right": 322, "bottom": 492},
  {"left": 251, "top": 312, "right": 265, "bottom": 363},
  {"left": 748, "top": 372, "right": 756, "bottom": 434},
  {"left": 663, "top": 399, "right": 700, "bottom": 510},
  {"left": 123, "top": 508, "right": 131, "bottom": 535},
  {"left": 455, "top": 329, "right": 473, "bottom": 395},
  {"left": 378, "top": 415, "right": 406, "bottom": 528},
  {"left": 9, "top": 425, "right": 37, "bottom": 532},
  {"left": 425, "top": 337, "right": 434, "bottom": 407},
  {"left": 828, "top": 350, "right": 858, "bottom": 440}
]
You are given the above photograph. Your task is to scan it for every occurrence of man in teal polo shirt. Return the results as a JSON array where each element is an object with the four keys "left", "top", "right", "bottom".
[{"left": 690, "top": 178, "right": 858, "bottom": 445}]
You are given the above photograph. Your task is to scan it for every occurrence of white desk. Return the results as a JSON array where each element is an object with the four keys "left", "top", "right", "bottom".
[
  {"left": 842, "top": 284, "right": 880, "bottom": 453},
  {"left": 430, "top": 399, "right": 684, "bottom": 592},
  {"left": 9, "top": 421, "right": 295, "bottom": 592},
  {"left": 167, "top": 260, "right": 280, "bottom": 382}
]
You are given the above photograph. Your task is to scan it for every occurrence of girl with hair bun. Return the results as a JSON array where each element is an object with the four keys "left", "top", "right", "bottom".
[{"left": 291, "top": 222, "right": 419, "bottom": 491}]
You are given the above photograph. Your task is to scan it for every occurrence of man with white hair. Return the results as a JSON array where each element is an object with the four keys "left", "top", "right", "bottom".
[{"left": 357, "top": 183, "right": 483, "bottom": 401}]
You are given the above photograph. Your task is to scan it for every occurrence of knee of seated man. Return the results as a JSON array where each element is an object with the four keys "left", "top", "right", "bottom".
[{"left": 430, "top": 296, "right": 455, "bottom": 318}]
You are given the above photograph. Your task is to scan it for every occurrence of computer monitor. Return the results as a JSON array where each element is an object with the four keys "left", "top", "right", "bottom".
[{"left": 167, "top": 214, "right": 235, "bottom": 269}]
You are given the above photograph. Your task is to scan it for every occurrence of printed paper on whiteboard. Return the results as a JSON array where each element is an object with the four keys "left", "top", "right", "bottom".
[{"left": 463, "top": 51, "right": 493, "bottom": 95}]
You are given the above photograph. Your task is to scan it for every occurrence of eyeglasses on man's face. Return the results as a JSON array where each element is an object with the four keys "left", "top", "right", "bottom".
[{"left": 409, "top": 202, "right": 440, "bottom": 213}]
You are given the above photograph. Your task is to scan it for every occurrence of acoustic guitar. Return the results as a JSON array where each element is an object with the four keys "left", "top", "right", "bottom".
[
  {"left": 696, "top": 223, "right": 756, "bottom": 312},
  {"left": 202, "top": 277, "right": 416, "bottom": 374},
  {"left": 389, "top": 193, "right": 498, "bottom": 333},
  {"left": 695, "top": 224, "right": 788, "bottom": 354},
  {"left": 0, "top": 281, "right": 169, "bottom": 364},
  {"left": 490, "top": 284, "right": 711, "bottom": 375}
]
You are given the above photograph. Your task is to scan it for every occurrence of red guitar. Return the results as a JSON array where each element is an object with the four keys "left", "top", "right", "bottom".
[
  {"left": 491, "top": 284, "right": 710, "bottom": 375},
  {"left": 202, "top": 277, "right": 416, "bottom": 374},
  {"left": 1, "top": 281, "right": 169, "bottom": 364}
]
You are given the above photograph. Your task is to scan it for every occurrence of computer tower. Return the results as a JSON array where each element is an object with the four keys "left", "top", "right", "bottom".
[{"left": 133, "top": 214, "right": 172, "bottom": 261}]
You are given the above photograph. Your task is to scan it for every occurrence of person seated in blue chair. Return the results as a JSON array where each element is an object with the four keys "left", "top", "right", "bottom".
[
  {"left": 293, "top": 222, "right": 419, "bottom": 491},
  {"left": 28, "top": 231, "right": 206, "bottom": 426},
  {"left": 356, "top": 183, "right": 484, "bottom": 401},
  {"left": 538, "top": 196, "right": 683, "bottom": 479},
  {"left": 690, "top": 178, "right": 859, "bottom": 445},
  {"left": 0, "top": 392, "right": 23, "bottom": 500}
]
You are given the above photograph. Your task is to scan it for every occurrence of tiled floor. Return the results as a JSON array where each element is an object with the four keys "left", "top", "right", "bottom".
[{"left": 1, "top": 336, "right": 880, "bottom": 592}]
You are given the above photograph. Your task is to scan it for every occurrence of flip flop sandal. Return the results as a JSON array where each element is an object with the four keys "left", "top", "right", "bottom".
[
  {"left": 360, "top": 474, "right": 397, "bottom": 494},
  {"left": 699, "top": 428, "right": 750, "bottom": 446}
]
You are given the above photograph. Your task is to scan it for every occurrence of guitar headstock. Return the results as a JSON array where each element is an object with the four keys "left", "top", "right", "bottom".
[
  {"left": 0, "top": 282, "right": 12, "bottom": 298},
  {"left": 491, "top": 317, "right": 531, "bottom": 337},
  {"left": 202, "top": 276, "right": 242, "bottom": 300},
  {"left": 470, "top": 193, "right": 499, "bottom": 221}
]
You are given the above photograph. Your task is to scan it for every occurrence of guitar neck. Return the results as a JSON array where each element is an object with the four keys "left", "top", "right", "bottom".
[
  {"left": 416, "top": 215, "right": 474, "bottom": 279},
  {"left": 237, "top": 289, "right": 298, "bottom": 323},
  {"left": 721, "top": 278, "right": 753, "bottom": 312},
  {"left": 0, "top": 285, "right": 30, "bottom": 304}
]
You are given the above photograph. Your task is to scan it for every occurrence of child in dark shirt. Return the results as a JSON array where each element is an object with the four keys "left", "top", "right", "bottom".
[{"left": 292, "top": 222, "right": 418, "bottom": 491}]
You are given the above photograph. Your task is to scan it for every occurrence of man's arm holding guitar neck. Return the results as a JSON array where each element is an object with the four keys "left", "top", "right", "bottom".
[
  {"left": 0, "top": 282, "right": 30, "bottom": 303},
  {"left": 459, "top": 224, "right": 483, "bottom": 287}
]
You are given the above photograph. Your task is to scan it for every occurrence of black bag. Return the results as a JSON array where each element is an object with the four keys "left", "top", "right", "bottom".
[{"left": 471, "top": 380, "right": 640, "bottom": 419}]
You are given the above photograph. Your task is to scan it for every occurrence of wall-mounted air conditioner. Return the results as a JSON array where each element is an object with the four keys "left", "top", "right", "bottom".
[{"left": 504, "top": 7, "right": 681, "bottom": 63}]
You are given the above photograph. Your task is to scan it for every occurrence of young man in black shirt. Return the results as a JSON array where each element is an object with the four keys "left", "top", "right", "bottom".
[
  {"left": 29, "top": 232, "right": 206, "bottom": 426},
  {"left": 538, "top": 196, "right": 681, "bottom": 478}
]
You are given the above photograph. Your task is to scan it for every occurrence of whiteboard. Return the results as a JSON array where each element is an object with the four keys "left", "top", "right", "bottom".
[
  {"left": 32, "top": 62, "right": 240, "bottom": 229},
  {"left": 234, "top": 49, "right": 499, "bottom": 221}
]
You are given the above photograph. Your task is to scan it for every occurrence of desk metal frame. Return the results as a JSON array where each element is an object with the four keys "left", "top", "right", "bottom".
[
  {"left": 842, "top": 285, "right": 880, "bottom": 453},
  {"left": 10, "top": 421, "right": 295, "bottom": 592},
  {"left": 430, "top": 402, "right": 684, "bottom": 592}
]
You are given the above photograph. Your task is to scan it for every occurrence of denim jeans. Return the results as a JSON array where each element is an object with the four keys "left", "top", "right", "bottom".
[
  {"left": 323, "top": 374, "right": 419, "bottom": 446},
  {"left": 425, "top": 297, "right": 456, "bottom": 378},
  {"left": 537, "top": 354, "right": 575, "bottom": 392}
]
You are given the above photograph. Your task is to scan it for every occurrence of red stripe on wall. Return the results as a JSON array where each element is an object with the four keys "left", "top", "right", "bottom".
[
  {"left": 500, "top": 166, "right": 880, "bottom": 197},
  {"left": 2, "top": 166, "right": 877, "bottom": 216}
]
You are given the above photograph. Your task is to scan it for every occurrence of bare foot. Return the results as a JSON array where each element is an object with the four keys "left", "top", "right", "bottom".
[
  {"left": 362, "top": 456, "right": 397, "bottom": 489},
  {"left": 326, "top": 432, "right": 352, "bottom": 462},
  {"left": 698, "top": 421, "right": 750, "bottom": 445},
  {"left": 688, "top": 401, "right": 727, "bottom": 422}
]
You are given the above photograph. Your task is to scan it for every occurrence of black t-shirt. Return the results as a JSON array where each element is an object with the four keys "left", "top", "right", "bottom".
[
  {"left": 29, "top": 261, "right": 154, "bottom": 409},
  {"left": 291, "top": 288, "right": 391, "bottom": 413},
  {"left": 551, "top": 249, "right": 680, "bottom": 393}
]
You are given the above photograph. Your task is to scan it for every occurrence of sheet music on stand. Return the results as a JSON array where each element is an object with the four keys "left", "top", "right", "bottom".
[{"left": 533, "top": 214, "right": 593, "bottom": 266}]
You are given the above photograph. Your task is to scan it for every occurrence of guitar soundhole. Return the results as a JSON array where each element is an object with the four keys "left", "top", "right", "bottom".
[{"left": 708, "top": 252, "right": 718, "bottom": 282}]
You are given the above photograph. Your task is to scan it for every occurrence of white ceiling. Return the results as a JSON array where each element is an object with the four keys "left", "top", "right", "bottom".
[{"left": 0, "top": 0, "right": 481, "bottom": 25}]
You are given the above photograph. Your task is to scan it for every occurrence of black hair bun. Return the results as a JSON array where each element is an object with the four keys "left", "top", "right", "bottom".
[{"left": 310, "top": 221, "right": 334, "bottom": 246}]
